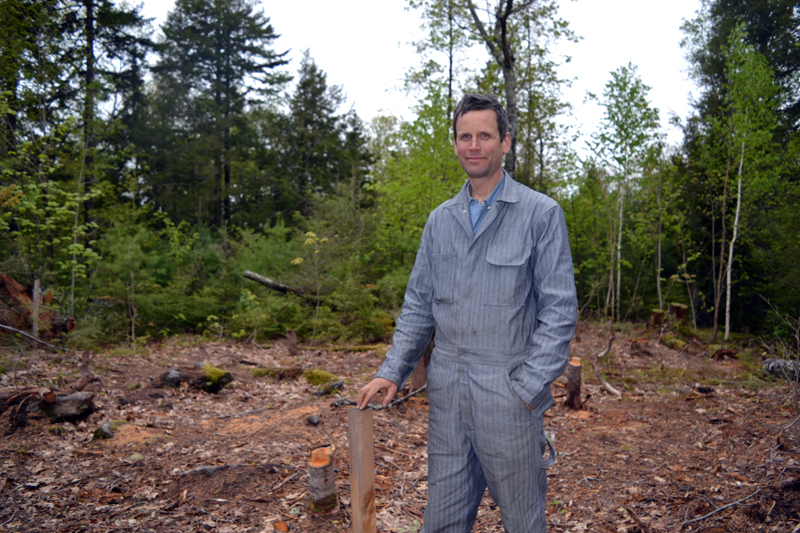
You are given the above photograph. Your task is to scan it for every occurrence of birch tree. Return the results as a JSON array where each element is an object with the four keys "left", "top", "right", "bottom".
[{"left": 589, "top": 63, "right": 661, "bottom": 321}]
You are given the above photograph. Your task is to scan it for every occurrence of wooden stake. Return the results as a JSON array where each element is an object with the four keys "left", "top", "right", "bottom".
[
  {"left": 564, "top": 356, "right": 582, "bottom": 410},
  {"left": 308, "top": 447, "right": 337, "bottom": 513},
  {"left": 348, "top": 408, "right": 376, "bottom": 533}
]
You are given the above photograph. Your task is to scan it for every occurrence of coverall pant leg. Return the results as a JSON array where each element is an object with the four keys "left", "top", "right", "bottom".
[{"left": 422, "top": 354, "right": 549, "bottom": 533}]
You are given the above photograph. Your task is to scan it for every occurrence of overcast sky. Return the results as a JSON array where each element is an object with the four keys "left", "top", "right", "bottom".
[{"left": 140, "top": 0, "right": 702, "bottom": 148}]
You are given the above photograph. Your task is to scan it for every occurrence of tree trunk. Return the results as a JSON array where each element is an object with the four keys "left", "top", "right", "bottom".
[
  {"left": 725, "top": 142, "right": 745, "bottom": 341},
  {"left": 616, "top": 186, "right": 625, "bottom": 321},
  {"left": 564, "top": 357, "right": 582, "bottom": 410}
]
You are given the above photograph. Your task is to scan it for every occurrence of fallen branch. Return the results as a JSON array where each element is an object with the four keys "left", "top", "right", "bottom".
[
  {"left": 331, "top": 384, "right": 427, "bottom": 410},
  {"left": 588, "top": 335, "right": 621, "bottom": 397},
  {"left": 243, "top": 271, "right": 298, "bottom": 295},
  {"left": 0, "top": 324, "right": 66, "bottom": 352},
  {"left": 680, "top": 488, "right": 761, "bottom": 528}
]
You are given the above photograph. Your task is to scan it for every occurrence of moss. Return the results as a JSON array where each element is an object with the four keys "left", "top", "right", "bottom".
[
  {"left": 109, "top": 420, "right": 127, "bottom": 431},
  {"left": 662, "top": 334, "right": 687, "bottom": 351},
  {"left": 304, "top": 368, "right": 337, "bottom": 386},
  {"left": 252, "top": 366, "right": 303, "bottom": 380},
  {"left": 200, "top": 364, "right": 233, "bottom": 393},
  {"left": 126, "top": 383, "right": 141, "bottom": 391},
  {"left": 308, "top": 492, "right": 338, "bottom": 513}
]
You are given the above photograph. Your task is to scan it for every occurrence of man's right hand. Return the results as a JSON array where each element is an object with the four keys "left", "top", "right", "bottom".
[{"left": 357, "top": 378, "right": 398, "bottom": 410}]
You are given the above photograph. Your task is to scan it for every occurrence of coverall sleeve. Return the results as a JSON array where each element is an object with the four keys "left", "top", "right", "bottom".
[
  {"left": 510, "top": 205, "right": 577, "bottom": 415},
  {"left": 373, "top": 216, "right": 436, "bottom": 388}
]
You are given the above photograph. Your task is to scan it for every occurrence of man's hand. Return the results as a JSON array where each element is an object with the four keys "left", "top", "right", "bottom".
[{"left": 357, "top": 378, "right": 398, "bottom": 410}]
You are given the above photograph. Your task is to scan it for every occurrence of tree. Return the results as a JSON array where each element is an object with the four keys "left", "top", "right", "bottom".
[
  {"left": 589, "top": 63, "right": 661, "bottom": 321},
  {"left": 717, "top": 25, "right": 779, "bottom": 340},
  {"left": 151, "top": 0, "right": 289, "bottom": 227}
]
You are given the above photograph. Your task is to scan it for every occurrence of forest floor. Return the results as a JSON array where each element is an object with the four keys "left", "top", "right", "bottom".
[{"left": 0, "top": 320, "right": 798, "bottom": 533}]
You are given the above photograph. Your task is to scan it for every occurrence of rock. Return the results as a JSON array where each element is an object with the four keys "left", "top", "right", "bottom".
[
  {"left": 159, "top": 368, "right": 188, "bottom": 388},
  {"left": 307, "top": 415, "right": 321, "bottom": 426},
  {"left": 93, "top": 422, "right": 114, "bottom": 440},
  {"left": 762, "top": 359, "right": 799, "bottom": 381}
]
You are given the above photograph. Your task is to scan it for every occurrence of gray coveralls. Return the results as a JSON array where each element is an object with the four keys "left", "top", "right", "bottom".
[{"left": 375, "top": 172, "right": 577, "bottom": 533}]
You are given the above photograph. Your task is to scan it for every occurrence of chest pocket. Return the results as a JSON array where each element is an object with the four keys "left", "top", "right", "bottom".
[
  {"left": 431, "top": 253, "right": 456, "bottom": 304},
  {"left": 485, "top": 244, "right": 532, "bottom": 306}
]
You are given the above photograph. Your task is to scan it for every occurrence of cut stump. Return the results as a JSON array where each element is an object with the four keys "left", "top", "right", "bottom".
[
  {"left": 564, "top": 357, "right": 582, "bottom": 410},
  {"left": 308, "top": 447, "right": 337, "bottom": 513}
]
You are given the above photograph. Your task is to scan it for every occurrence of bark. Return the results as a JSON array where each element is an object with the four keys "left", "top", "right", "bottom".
[
  {"left": 308, "top": 447, "right": 337, "bottom": 513},
  {"left": 564, "top": 357, "right": 582, "bottom": 410}
]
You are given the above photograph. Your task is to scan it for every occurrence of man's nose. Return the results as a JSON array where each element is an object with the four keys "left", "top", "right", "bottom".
[{"left": 469, "top": 138, "right": 480, "bottom": 150}]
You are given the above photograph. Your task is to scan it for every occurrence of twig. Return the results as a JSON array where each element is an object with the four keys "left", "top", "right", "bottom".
[
  {"left": 0, "top": 324, "right": 66, "bottom": 352},
  {"left": 588, "top": 335, "right": 621, "bottom": 397},
  {"left": 1, "top": 509, "right": 17, "bottom": 527},
  {"left": 269, "top": 472, "right": 299, "bottom": 492},
  {"left": 624, "top": 506, "right": 652, "bottom": 533},
  {"left": 681, "top": 488, "right": 761, "bottom": 527}
]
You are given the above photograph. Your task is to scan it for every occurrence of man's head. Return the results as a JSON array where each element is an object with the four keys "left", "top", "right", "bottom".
[
  {"left": 452, "top": 94, "right": 509, "bottom": 141},
  {"left": 452, "top": 94, "right": 511, "bottom": 182}
]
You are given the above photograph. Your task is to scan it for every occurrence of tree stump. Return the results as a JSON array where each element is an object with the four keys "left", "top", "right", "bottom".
[
  {"left": 286, "top": 330, "right": 298, "bottom": 356},
  {"left": 669, "top": 303, "right": 687, "bottom": 325},
  {"left": 564, "top": 357, "right": 582, "bottom": 410},
  {"left": 308, "top": 447, "right": 337, "bottom": 513},
  {"left": 648, "top": 309, "right": 664, "bottom": 330}
]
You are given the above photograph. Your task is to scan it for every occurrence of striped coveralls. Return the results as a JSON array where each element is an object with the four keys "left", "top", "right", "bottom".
[{"left": 375, "top": 171, "right": 578, "bottom": 533}]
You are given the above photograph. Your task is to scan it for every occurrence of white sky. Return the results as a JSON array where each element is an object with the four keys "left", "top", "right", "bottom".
[{"left": 139, "top": 0, "right": 702, "bottom": 149}]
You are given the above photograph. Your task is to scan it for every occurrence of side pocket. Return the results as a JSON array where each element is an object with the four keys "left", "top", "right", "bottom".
[{"left": 431, "top": 253, "right": 455, "bottom": 304}]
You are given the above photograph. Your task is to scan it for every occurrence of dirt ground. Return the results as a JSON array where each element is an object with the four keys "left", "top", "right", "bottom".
[{"left": 0, "top": 321, "right": 798, "bottom": 532}]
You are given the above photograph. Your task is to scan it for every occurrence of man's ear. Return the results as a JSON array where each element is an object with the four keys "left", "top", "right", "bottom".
[{"left": 502, "top": 132, "right": 511, "bottom": 154}]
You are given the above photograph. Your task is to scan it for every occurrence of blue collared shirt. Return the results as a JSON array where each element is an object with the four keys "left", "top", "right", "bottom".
[{"left": 469, "top": 175, "right": 505, "bottom": 232}]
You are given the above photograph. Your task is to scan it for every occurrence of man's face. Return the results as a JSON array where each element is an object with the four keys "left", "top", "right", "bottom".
[{"left": 453, "top": 109, "right": 511, "bottom": 180}]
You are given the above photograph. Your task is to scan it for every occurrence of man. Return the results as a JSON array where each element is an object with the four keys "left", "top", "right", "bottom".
[{"left": 358, "top": 94, "right": 577, "bottom": 533}]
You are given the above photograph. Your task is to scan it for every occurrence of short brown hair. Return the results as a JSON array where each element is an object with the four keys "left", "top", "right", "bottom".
[{"left": 452, "top": 94, "right": 509, "bottom": 140}]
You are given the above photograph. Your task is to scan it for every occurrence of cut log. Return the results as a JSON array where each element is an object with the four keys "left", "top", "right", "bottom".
[
  {"left": 348, "top": 408, "right": 376, "bottom": 533},
  {"left": 36, "top": 391, "right": 95, "bottom": 422},
  {"left": 242, "top": 271, "right": 298, "bottom": 295},
  {"left": 308, "top": 447, "right": 338, "bottom": 513},
  {"left": 564, "top": 357, "right": 583, "bottom": 410}
]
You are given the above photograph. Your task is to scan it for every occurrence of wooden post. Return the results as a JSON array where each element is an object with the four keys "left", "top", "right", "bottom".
[
  {"left": 348, "top": 408, "right": 376, "bottom": 533},
  {"left": 308, "top": 447, "right": 337, "bottom": 513},
  {"left": 32, "top": 279, "right": 40, "bottom": 338},
  {"left": 564, "top": 356, "right": 582, "bottom": 410}
]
